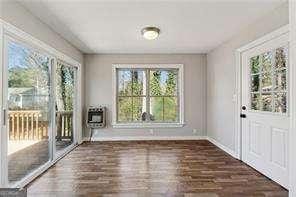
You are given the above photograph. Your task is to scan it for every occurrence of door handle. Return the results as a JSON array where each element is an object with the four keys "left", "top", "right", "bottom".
[
  {"left": 3, "top": 109, "right": 6, "bottom": 126},
  {"left": 240, "top": 113, "right": 247, "bottom": 118}
]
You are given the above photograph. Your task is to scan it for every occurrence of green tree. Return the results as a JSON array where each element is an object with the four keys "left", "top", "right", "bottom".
[
  {"left": 56, "top": 63, "right": 75, "bottom": 111},
  {"left": 164, "top": 71, "right": 177, "bottom": 121},
  {"left": 8, "top": 49, "right": 50, "bottom": 89},
  {"left": 118, "top": 70, "right": 143, "bottom": 121},
  {"left": 150, "top": 71, "right": 162, "bottom": 96},
  {"left": 150, "top": 70, "right": 177, "bottom": 121},
  {"left": 8, "top": 66, "right": 36, "bottom": 87},
  {"left": 165, "top": 71, "right": 177, "bottom": 95}
]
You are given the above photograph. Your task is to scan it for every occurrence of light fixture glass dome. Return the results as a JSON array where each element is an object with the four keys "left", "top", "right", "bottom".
[{"left": 141, "top": 27, "right": 160, "bottom": 40}]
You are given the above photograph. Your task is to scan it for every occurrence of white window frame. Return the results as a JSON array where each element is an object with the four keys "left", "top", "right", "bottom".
[{"left": 112, "top": 64, "right": 185, "bottom": 128}]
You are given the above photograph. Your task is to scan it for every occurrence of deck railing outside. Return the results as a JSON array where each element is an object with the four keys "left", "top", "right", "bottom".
[
  {"left": 8, "top": 110, "right": 73, "bottom": 141},
  {"left": 56, "top": 111, "right": 73, "bottom": 141}
]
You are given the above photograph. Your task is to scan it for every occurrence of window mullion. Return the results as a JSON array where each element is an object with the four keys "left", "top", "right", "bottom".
[
  {"left": 259, "top": 54, "right": 263, "bottom": 110},
  {"left": 271, "top": 49, "right": 276, "bottom": 112},
  {"left": 131, "top": 70, "right": 134, "bottom": 121},
  {"left": 146, "top": 69, "right": 150, "bottom": 122},
  {"left": 177, "top": 70, "right": 180, "bottom": 122},
  {"left": 162, "top": 96, "right": 165, "bottom": 121},
  {"left": 116, "top": 71, "right": 119, "bottom": 123}
]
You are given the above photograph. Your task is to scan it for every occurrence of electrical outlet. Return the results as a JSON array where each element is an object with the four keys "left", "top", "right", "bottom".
[
  {"left": 150, "top": 129, "right": 154, "bottom": 134},
  {"left": 193, "top": 129, "right": 197, "bottom": 134}
]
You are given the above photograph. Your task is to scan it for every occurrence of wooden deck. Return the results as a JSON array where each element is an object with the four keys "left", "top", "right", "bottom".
[
  {"left": 7, "top": 110, "right": 74, "bottom": 183},
  {"left": 8, "top": 140, "right": 49, "bottom": 183},
  {"left": 8, "top": 140, "right": 72, "bottom": 183},
  {"left": 26, "top": 140, "right": 288, "bottom": 196}
]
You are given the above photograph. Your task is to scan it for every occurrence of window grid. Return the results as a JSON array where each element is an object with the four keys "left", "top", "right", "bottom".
[
  {"left": 116, "top": 68, "right": 180, "bottom": 123},
  {"left": 149, "top": 68, "right": 179, "bottom": 122},
  {"left": 117, "top": 69, "right": 146, "bottom": 122},
  {"left": 149, "top": 68, "right": 179, "bottom": 123},
  {"left": 249, "top": 46, "right": 288, "bottom": 114}
]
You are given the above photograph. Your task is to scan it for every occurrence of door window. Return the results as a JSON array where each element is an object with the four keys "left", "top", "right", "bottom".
[{"left": 249, "top": 45, "right": 288, "bottom": 113}]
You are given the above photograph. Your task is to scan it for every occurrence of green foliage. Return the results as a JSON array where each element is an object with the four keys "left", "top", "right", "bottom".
[
  {"left": 275, "top": 48, "right": 287, "bottom": 69},
  {"left": 164, "top": 97, "right": 177, "bottom": 121},
  {"left": 9, "top": 66, "right": 35, "bottom": 87},
  {"left": 250, "top": 47, "right": 288, "bottom": 113},
  {"left": 57, "top": 63, "right": 75, "bottom": 111},
  {"left": 118, "top": 71, "right": 144, "bottom": 122},
  {"left": 118, "top": 97, "right": 133, "bottom": 122},
  {"left": 8, "top": 42, "right": 76, "bottom": 113},
  {"left": 118, "top": 97, "right": 144, "bottom": 122},
  {"left": 132, "top": 71, "right": 143, "bottom": 95},
  {"left": 132, "top": 98, "right": 143, "bottom": 121},
  {"left": 165, "top": 72, "right": 177, "bottom": 95},
  {"left": 8, "top": 51, "right": 50, "bottom": 89},
  {"left": 150, "top": 70, "right": 177, "bottom": 121},
  {"left": 262, "top": 52, "right": 272, "bottom": 73},
  {"left": 151, "top": 97, "right": 163, "bottom": 121},
  {"left": 150, "top": 71, "right": 162, "bottom": 96},
  {"left": 250, "top": 56, "right": 260, "bottom": 74}
]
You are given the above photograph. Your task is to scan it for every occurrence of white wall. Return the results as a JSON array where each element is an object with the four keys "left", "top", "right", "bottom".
[
  {"left": 0, "top": 1, "right": 83, "bottom": 63},
  {"left": 84, "top": 54, "right": 207, "bottom": 139},
  {"left": 207, "top": 3, "right": 289, "bottom": 151}
]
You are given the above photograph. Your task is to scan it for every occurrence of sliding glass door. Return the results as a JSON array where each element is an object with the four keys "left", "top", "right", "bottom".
[
  {"left": 55, "top": 61, "right": 76, "bottom": 154},
  {"left": 1, "top": 34, "right": 79, "bottom": 187},
  {"left": 5, "top": 39, "right": 52, "bottom": 184}
]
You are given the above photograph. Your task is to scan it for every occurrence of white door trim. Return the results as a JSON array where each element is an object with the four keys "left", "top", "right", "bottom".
[
  {"left": 289, "top": 0, "right": 296, "bottom": 196},
  {"left": 234, "top": 25, "right": 290, "bottom": 160},
  {"left": 0, "top": 19, "right": 6, "bottom": 188}
]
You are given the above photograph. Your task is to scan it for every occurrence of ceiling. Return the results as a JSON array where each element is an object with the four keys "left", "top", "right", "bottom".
[{"left": 18, "top": 0, "right": 286, "bottom": 54}]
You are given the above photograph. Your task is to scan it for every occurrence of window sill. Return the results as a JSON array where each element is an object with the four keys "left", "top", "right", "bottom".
[{"left": 112, "top": 122, "right": 185, "bottom": 129}]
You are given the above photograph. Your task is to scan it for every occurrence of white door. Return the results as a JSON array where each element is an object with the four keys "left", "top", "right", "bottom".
[{"left": 241, "top": 33, "right": 289, "bottom": 188}]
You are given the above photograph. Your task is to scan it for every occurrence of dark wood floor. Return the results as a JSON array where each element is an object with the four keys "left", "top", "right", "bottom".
[{"left": 27, "top": 140, "right": 288, "bottom": 197}]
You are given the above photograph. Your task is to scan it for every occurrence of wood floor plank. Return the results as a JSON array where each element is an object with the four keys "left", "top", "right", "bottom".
[{"left": 26, "top": 140, "right": 288, "bottom": 196}]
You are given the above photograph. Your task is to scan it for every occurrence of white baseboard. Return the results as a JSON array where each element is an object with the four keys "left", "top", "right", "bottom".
[
  {"left": 206, "top": 137, "right": 238, "bottom": 159},
  {"left": 83, "top": 135, "right": 207, "bottom": 142}
]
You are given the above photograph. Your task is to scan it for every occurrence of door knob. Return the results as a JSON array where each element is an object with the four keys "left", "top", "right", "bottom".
[{"left": 240, "top": 114, "right": 247, "bottom": 118}]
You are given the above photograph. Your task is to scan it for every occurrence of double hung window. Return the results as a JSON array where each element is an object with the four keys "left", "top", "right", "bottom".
[{"left": 113, "top": 65, "right": 184, "bottom": 127}]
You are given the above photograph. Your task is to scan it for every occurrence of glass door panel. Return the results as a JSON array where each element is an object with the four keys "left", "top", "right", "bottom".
[
  {"left": 55, "top": 61, "right": 76, "bottom": 153},
  {"left": 6, "top": 40, "right": 51, "bottom": 184}
]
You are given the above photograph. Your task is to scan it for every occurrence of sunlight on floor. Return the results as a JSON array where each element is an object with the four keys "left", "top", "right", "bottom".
[{"left": 8, "top": 140, "right": 40, "bottom": 155}]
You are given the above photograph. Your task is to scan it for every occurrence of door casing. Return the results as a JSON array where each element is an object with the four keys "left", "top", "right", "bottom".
[
  {"left": 235, "top": 25, "right": 290, "bottom": 161},
  {"left": 234, "top": 25, "right": 290, "bottom": 189},
  {"left": 241, "top": 33, "right": 289, "bottom": 188},
  {"left": 289, "top": 0, "right": 296, "bottom": 196}
]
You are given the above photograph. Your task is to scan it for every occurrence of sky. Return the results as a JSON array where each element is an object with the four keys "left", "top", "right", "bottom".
[
  {"left": 8, "top": 41, "right": 49, "bottom": 69},
  {"left": 8, "top": 41, "right": 30, "bottom": 69}
]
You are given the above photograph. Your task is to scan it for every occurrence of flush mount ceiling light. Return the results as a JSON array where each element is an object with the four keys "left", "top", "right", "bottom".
[{"left": 141, "top": 26, "right": 160, "bottom": 40}]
